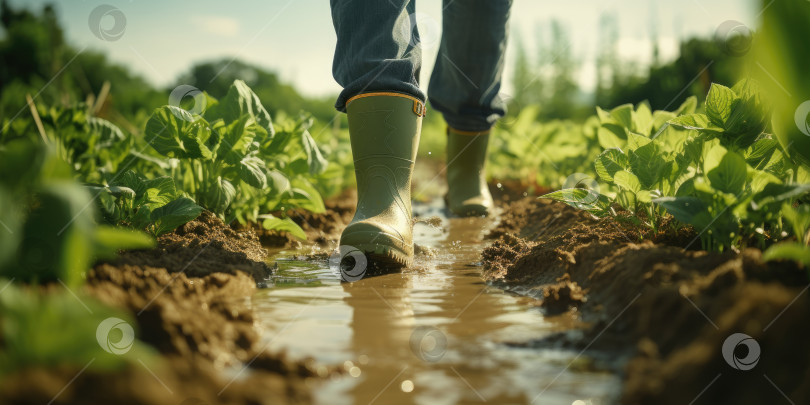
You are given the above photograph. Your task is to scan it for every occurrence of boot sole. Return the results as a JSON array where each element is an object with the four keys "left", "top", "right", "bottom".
[
  {"left": 339, "top": 232, "right": 413, "bottom": 272},
  {"left": 444, "top": 194, "right": 492, "bottom": 217}
]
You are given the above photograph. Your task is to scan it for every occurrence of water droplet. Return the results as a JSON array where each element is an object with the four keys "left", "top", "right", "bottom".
[
  {"left": 401, "top": 380, "right": 414, "bottom": 393},
  {"left": 349, "top": 366, "right": 361, "bottom": 377}
]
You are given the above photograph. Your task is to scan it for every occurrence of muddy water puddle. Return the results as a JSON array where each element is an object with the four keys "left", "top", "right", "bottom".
[{"left": 253, "top": 200, "right": 620, "bottom": 404}]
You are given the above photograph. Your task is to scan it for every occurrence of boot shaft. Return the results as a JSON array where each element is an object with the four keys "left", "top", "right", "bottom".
[{"left": 346, "top": 93, "right": 424, "bottom": 220}]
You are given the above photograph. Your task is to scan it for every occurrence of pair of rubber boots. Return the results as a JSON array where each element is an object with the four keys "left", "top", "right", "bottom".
[{"left": 339, "top": 93, "right": 492, "bottom": 270}]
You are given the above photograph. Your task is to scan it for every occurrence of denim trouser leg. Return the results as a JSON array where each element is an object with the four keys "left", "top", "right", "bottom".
[
  {"left": 428, "top": 0, "right": 512, "bottom": 132},
  {"left": 330, "top": 0, "right": 425, "bottom": 112}
]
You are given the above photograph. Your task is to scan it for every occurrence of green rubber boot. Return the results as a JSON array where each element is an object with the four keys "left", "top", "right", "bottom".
[
  {"left": 445, "top": 127, "right": 494, "bottom": 217},
  {"left": 339, "top": 92, "right": 425, "bottom": 270}
]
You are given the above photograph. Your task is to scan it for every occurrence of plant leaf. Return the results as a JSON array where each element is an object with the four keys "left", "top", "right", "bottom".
[
  {"left": 204, "top": 80, "right": 275, "bottom": 138},
  {"left": 763, "top": 242, "right": 810, "bottom": 268},
  {"left": 610, "top": 104, "right": 634, "bottom": 129},
  {"left": 705, "top": 83, "right": 736, "bottom": 128},
  {"left": 751, "top": 183, "right": 810, "bottom": 210},
  {"left": 238, "top": 156, "right": 268, "bottom": 189},
  {"left": 674, "top": 96, "right": 698, "bottom": 116},
  {"left": 654, "top": 196, "right": 713, "bottom": 230},
  {"left": 629, "top": 141, "right": 667, "bottom": 189},
  {"left": 594, "top": 148, "right": 628, "bottom": 182},
  {"left": 260, "top": 215, "right": 307, "bottom": 240},
  {"left": 149, "top": 197, "right": 203, "bottom": 236},
  {"left": 614, "top": 170, "right": 642, "bottom": 194},
  {"left": 301, "top": 129, "right": 327, "bottom": 175},
  {"left": 145, "top": 106, "right": 212, "bottom": 159},
  {"left": 540, "top": 189, "right": 612, "bottom": 216},
  {"left": 201, "top": 177, "right": 236, "bottom": 215},
  {"left": 707, "top": 150, "right": 747, "bottom": 194},
  {"left": 93, "top": 226, "right": 155, "bottom": 258}
]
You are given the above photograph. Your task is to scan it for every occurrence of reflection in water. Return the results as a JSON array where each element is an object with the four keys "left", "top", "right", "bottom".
[{"left": 253, "top": 200, "right": 620, "bottom": 405}]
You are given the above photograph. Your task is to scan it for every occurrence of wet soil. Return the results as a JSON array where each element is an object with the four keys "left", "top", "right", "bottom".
[
  {"left": 255, "top": 198, "right": 621, "bottom": 404},
  {"left": 0, "top": 211, "right": 321, "bottom": 405},
  {"left": 482, "top": 198, "right": 810, "bottom": 404},
  {"left": 6, "top": 180, "right": 807, "bottom": 404},
  {"left": 114, "top": 211, "right": 274, "bottom": 282}
]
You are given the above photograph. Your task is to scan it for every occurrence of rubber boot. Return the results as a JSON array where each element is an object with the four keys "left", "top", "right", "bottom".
[
  {"left": 445, "top": 127, "right": 494, "bottom": 217},
  {"left": 339, "top": 92, "right": 425, "bottom": 270}
]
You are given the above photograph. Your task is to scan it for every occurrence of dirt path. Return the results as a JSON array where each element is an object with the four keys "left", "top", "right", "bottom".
[
  {"left": 6, "top": 178, "right": 805, "bottom": 404},
  {"left": 253, "top": 198, "right": 621, "bottom": 404}
]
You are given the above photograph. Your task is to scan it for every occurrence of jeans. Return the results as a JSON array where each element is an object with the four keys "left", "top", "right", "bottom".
[{"left": 331, "top": 0, "right": 513, "bottom": 132}]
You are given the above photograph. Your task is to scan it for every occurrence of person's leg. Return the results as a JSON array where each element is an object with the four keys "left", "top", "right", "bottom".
[
  {"left": 429, "top": 0, "right": 512, "bottom": 216},
  {"left": 330, "top": 0, "right": 426, "bottom": 270},
  {"left": 331, "top": 0, "right": 424, "bottom": 111}
]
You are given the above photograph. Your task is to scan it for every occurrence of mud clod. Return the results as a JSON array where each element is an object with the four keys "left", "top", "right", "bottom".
[
  {"left": 112, "top": 211, "right": 273, "bottom": 282},
  {"left": 482, "top": 197, "right": 810, "bottom": 405}
]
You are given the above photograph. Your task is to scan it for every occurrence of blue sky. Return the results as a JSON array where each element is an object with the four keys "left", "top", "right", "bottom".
[{"left": 9, "top": 0, "right": 759, "bottom": 97}]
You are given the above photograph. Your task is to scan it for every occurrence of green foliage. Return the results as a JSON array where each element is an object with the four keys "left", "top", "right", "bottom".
[
  {"left": 144, "top": 80, "right": 328, "bottom": 237},
  {"left": 175, "top": 59, "right": 338, "bottom": 125},
  {"left": 488, "top": 106, "right": 602, "bottom": 189},
  {"left": 752, "top": 0, "right": 810, "bottom": 169},
  {"left": 90, "top": 171, "right": 203, "bottom": 236},
  {"left": 540, "top": 80, "right": 810, "bottom": 252},
  {"left": 0, "top": 281, "right": 156, "bottom": 374},
  {"left": 0, "top": 140, "right": 154, "bottom": 286},
  {"left": 2, "top": 103, "right": 133, "bottom": 184},
  {"left": 763, "top": 243, "right": 810, "bottom": 271},
  {"left": 669, "top": 81, "right": 768, "bottom": 151}
]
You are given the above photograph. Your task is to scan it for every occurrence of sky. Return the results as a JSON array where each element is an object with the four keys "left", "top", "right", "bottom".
[{"left": 8, "top": 0, "right": 760, "bottom": 98}]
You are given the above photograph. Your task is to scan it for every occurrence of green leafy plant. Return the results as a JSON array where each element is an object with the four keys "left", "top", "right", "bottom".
[
  {"left": 543, "top": 97, "right": 699, "bottom": 231},
  {"left": 89, "top": 170, "right": 203, "bottom": 236},
  {"left": 3, "top": 102, "right": 134, "bottom": 184},
  {"left": 143, "top": 80, "right": 327, "bottom": 238},
  {"left": 0, "top": 140, "right": 154, "bottom": 286},
  {"left": 541, "top": 80, "right": 810, "bottom": 252},
  {"left": 0, "top": 281, "right": 156, "bottom": 374}
]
